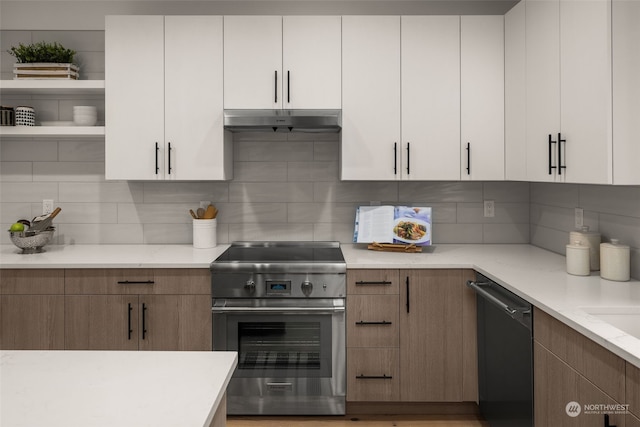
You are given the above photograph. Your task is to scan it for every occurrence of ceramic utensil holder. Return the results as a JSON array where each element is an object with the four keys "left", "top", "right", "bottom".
[{"left": 193, "top": 218, "right": 217, "bottom": 249}]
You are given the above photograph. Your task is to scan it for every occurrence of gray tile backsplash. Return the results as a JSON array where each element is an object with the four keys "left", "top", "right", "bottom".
[{"left": 530, "top": 183, "right": 640, "bottom": 279}]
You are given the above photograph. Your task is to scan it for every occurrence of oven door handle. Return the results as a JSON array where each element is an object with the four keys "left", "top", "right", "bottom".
[{"left": 211, "top": 306, "right": 345, "bottom": 314}]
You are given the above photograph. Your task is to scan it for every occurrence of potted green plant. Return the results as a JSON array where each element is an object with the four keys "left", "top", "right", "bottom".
[{"left": 8, "top": 41, "right": 79, "bottom": 80}]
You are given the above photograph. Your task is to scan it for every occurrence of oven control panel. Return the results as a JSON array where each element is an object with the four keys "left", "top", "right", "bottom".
[{"left": 266, "top": 280, "right": 291, "bottom": 296}]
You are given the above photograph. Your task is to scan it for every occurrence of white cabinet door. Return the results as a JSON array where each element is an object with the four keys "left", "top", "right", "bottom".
[
  {"left": 223, "top": 16, "right": 283, "bottom": 110},
  {"left": 460, "top": 16, "right": 504, "bottom": 181},
  {"left": 525, "top": 0, "right": 561, "bottom": 183},
  {"left": 505, "top": 1, "right": 527, "bottom": 181},
  {"left": 106, "top": 16, "right": 231, "bottom": 181},
  {"left": 401, "top": 16, "right": 460, "bottom": 181},
  {"left": 560, "top": 0, "right": 612, "bottom": 184},
  {"left": 283, "top": 16, "right": 341, "bottom": 109},
  {"left": 106, "top": 16, "right": 164, "bottom": 180},
  {"left": 165, "top": 16, "right": 231, "bottom": 181},
  {"left": 613, "top": 0, "right": 640, "bottom": 185},
  {"left": 341, "top": 16, "right": 401, "bottom": 181}
]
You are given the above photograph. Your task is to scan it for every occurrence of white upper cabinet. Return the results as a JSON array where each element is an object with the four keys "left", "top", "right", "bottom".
[
  {"left": 560, "top": 0, "right": 612, "bottom": 184},
  {"left": 505, "top": 1, "right": 527, "bottom": 181},
  {"left": 106, "top": 16, "right": 231, "bottom": 181},
  {"left": 223, "top": 16, "right": 341, "bottom": 110},
  {"left": 523, "top": 0, "right": 612, "bottom": 184},
  {"left": 613, "top": 0, "right": 640, "bottom": 185},
  {"left": 460, "top": 16, "right": 505, "bottom": 181},
  {"left": 401, "top": 16, "right": 461, "bottom": 181},
  {"left": 341, "top": 16, "right": 401, "bottom": 181},
  {"left": 282, "top": 16, "right": 342, "bottom": 109}
]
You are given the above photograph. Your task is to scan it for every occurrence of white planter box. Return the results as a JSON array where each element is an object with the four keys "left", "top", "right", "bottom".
[{"left": 13, "top": 63, "right": 79, "bottom": 80}]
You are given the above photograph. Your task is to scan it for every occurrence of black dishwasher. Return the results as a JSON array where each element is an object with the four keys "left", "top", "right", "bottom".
[{"left": 467, "top": 272, "right": 533, "bottom": 427}]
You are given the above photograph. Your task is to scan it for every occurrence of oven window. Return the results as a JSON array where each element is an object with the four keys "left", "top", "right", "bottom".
[
  {"left": 225, "top": 313, "right": 334, "bottom": 378},
  {"left": 238, "top": 322, "right": 321, "bottom": 370}
]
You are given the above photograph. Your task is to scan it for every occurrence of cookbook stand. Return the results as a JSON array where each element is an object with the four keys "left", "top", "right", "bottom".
[{"left": 367, "top": 242, "right": 422, "bottom": 253}]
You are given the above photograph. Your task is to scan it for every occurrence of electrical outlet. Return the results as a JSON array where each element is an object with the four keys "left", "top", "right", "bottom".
[
  {"left": 483, "top": 200, "right": 495, "bottom": 218},
  {"left": 43, "top": 199, "right": 54, "bottom": 215},
  {"left": 199, "top": 201, "right": 211, "bottom": 209},
  {"left": 575, "top": 207, "right": 584, "bottom": 228}
]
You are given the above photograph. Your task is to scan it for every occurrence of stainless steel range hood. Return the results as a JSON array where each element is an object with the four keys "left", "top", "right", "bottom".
[{"left": 224, "top": 109, "right": 341, "bottom": 133}]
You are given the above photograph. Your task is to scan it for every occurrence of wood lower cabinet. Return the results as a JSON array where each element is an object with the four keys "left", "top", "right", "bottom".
[
  {"left": 65, "top": 269, "right": 211, "bottom": 351},
  {"left": 399, "top": 269, "right": 477, "bottom": 402},
  {"left": 628, "top": 361, "right": 640, "bottom": 420},
  {"left": 0, "top": 269, "right": 65, "bottom": 350},
  {"left": 534, "top": 307, "right": 628, "bottom": 426},
  {"left": 346, "top": 268, "right": 477, "bottom": 404}
]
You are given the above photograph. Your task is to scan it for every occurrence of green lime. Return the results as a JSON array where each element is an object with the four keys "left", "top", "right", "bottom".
[{"left": 9, "top": 222, "right": 25, "bottom": 232}]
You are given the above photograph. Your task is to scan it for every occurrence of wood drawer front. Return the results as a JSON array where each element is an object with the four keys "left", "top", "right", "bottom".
[
  {"left": 152, "top": 269, "right": 210, "bottom": 294},
  {"left": 347, "top": 295, "right": 399, "bottom": 348},
  {"left": 0, "top": 269, "right": 64, "bottom": 295},
  {"left": 534, "top": 308, "right": 625, "bottom": 402},
  {"left": 629, "top": 362, "right": 640, "bottom": 419},
  {"left": 347, "top": 269, "right": 399, "bottom": 295},
  {"left": 347, "top": 348, "right": 399, "bottom": 402},
  {"left": 65, "top": 269, "right": 155, "bottom": 294}
]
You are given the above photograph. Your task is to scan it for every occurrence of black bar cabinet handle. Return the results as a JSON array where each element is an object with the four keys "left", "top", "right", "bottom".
[
  {"left": 406, "top": 142, "right": 410, "bottom": 175},
  {"left": 548, "top": 134, "right": 557, "bottom": 175},
  {"left": 287, "top": 70, "right": 290, "bottom": 103},
  {"left": 355, "top": 321, "right": 392, "bottom": 325},
  {"left": 127, "top": 303, "right": 133, "bottom": 340},
  {"left": 604, "top": 414, "right": 617, "bottom": 427},
  {"left": 558, "top": 132, "right": 566, "bottom": 175},
  {"left": 155, "top": 142, "right": 159, "bottom": 174},
  {"left": 466, "top": 142, "right": 471, "bottom": 175},
  {"left": 167, "top": 142, "right": 172, "bottom": 174},
  {"left": 406, "top": 276, "right": 410, "bottom": 313},
  {"left": 142, "top": 303, "right": 148, "bottom": 340},
  {"left": 355, "top": 280, "right": 392, "bottom": 286},
  {"left": 117, "top": 280, "right": 155, "bottom": 285},
  {"left": 394, "top": 143, "right": 397, "bottom": 175},
  {"left": 274, "top": 70, "right": 278, "bottom": 103},
  {"left": 356, "top": 374, "right": 393, "bottom": 380}
]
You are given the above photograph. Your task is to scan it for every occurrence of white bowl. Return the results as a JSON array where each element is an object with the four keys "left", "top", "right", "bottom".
[{"left": 74, "top": 116, "right": 97, "bottom": 126}]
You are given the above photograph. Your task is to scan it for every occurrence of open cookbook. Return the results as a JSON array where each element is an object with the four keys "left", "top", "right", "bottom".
[{"left": 353, "top": 206, "right": 432, "bottom": 246}]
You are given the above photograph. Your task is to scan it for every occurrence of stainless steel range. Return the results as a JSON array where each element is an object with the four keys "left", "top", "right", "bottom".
[{"left": 210, "top": 241, "right": 346, "bottom": 416}]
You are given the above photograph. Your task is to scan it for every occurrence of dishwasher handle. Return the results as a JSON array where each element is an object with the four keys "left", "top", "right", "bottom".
[{"left": 467, "top": 280, "right": 531, "bottom": 325}]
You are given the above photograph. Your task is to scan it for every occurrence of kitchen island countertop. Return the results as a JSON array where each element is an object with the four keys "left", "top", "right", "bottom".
[
  {"left": 1, "top": 243, "right": 639, "bottom": 369},
  {"left": 0, "top": 350, "right": 237, "bottom": 427}
]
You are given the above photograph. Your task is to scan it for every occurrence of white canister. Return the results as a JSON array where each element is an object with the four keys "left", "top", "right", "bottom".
[
  {"left": 600, "top": 239, "right": 630, "bottom": 281},
  {"left": 193, "top": 218, "right": 217, "bottom": 249},
  {"left": 569, "top": 226, "right": 601, "bottom": 271},
  {"left": 566, "top": 241, "right": 590, "bottom": 276}
]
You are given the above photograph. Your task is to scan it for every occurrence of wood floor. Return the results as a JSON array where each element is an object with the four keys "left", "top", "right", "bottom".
[{"left": 227, "top": 415, "right": 489, "bottom": 427}]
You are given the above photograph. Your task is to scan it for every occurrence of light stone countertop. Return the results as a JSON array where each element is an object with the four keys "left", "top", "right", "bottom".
[
  {"left": 2, "top": 243, "right": 640, "bottom": 369},
  {"left": 0, "top": 350, "right": 238, "bottom": 427}
]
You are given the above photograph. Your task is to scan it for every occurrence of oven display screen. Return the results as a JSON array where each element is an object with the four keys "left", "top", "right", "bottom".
[{"left": 266, "top": 280, "right": 291, "bottom": 295}]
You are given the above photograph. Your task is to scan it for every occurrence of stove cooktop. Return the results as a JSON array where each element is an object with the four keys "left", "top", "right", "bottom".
[{"left": 210, "top": 241, "right": 346, "bottom": 274}]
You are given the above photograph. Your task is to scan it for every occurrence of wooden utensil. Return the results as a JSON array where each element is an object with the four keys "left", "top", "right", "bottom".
[
  {"left": 29, "top": 207, "right": 62, "bottom": 233},
  {"left": 203, "top": 204, "right": 215, "bottom": 219},
  {"left": 196, "top": 208, "right": 205, "bottom": 219},
  {"left": 189, "top": 209, "right": 198, "bottom": 219}
]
